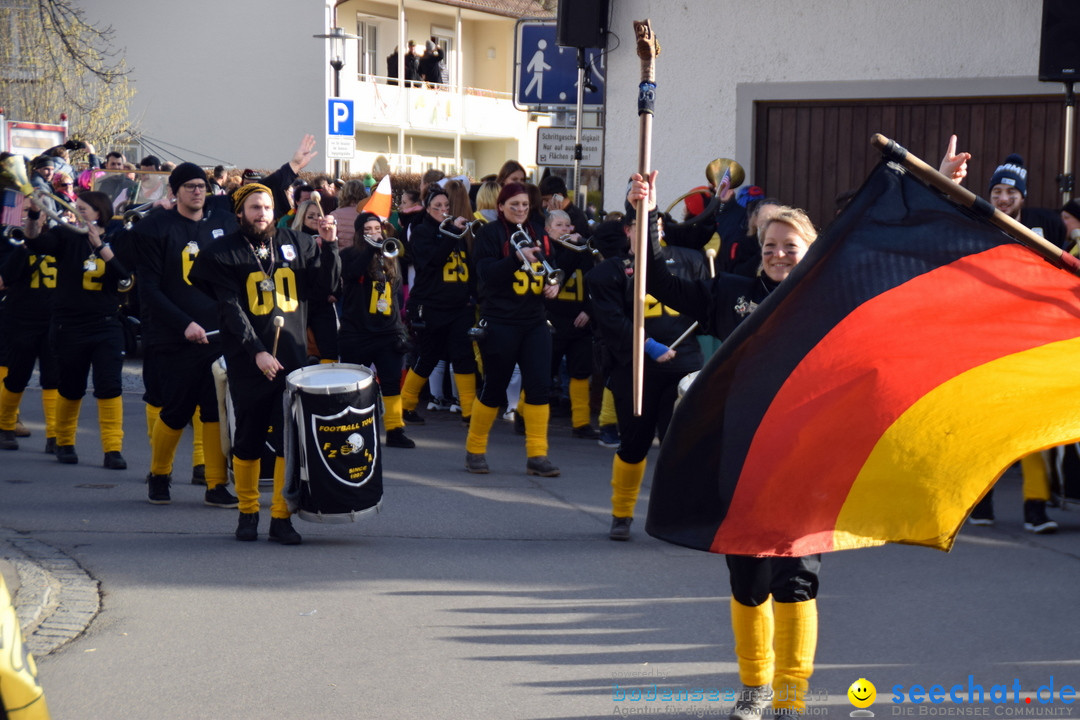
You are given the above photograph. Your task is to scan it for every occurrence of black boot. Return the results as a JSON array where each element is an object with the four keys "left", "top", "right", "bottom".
[
  {"left": 235, "top": 512, "right": 259, "bottom": 541},
  {"left": 268, "top": 517, "right": 302, "bottom": 545}
]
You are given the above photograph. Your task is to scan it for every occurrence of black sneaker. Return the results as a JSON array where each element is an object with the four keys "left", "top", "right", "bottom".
[
  {"left": 204, "top": 485, "right": 239, "bottom": 508},
  {"left": 55, "top": 445, "right": 78, "bottom": 464},
  {"left": 0, "top": 429, "right": 18, "bottom": 451},
  {"left": 526, "top": 455, "right": 560, "bottom": 477},
  {"left": 1023, "top": 500, "right": 1059, "bottom": 534},
  {"left": 236, "top": 512, "right": 259, "bottom": 541},
  {"left": 268, "top": 517, "right": 302, "bottom": 545},
  {"left": 597, "top": 424, "right": 620, "bottom": 448},
  {"left": 191, "top": 464, "right": 206, "bottom": 486},
  {"left": 44, "top": 437, "right": 57, "bottom": 454},
  {"left": 386, "top": 428, "right": 416, "bottom": 448},
  {"left": 731, "top": 684, "right": 771, "bottom": 720},
  {"left": 402, "top": 409, "right": 426, "bottom": 425},
  {"left": 514, "top": 412, "right": 526, "bottom": 436},
  {"left": 103, "top": 451, "right": 127, "bottom": 470},
  {"left": 572, "top": 424, "right": 600, "bottom": 440},
  {"left": 147, "top": 473, "right": 172, "bottom": 505},
  {"left": 968, "top": 493, "right": 995, "bottom": 526},
  {"left": 465, "top": 452, "right": 489, "bottom": 474},
  {"left": 609, "top": 516, "right": 632, "bottom": 541}
]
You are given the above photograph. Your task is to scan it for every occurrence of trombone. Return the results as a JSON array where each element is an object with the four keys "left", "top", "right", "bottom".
[
  {"left": 1, "top": 155, "right": 91, "bottom": 234},
  {"left": 438, "top": 213, "right": 481, "bottom": 239},
  {"left": 509, "top": 224, "right": 563, "bottom": 286},
  {"left": 364, "top": 232, "right": 401, "bottom": 259}
]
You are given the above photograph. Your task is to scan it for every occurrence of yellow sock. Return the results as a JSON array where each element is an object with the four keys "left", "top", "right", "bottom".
[
  {"left": 145, "top": 404, "right": 162, "bottom": 443},
  {"left": 191, "top": 410, "right": 205, "bottom": 468},
  {"left": 41, "top": 388, "right": 58, "bottom": 439},
  {"left": 201, "top": 421, "right": 228, "bottom": 489},
  {"left": 320, "top": 358, "right": 335, "bottom": 364},
  {"left": 599, "top": 387, "right": 617, "bottom": 427},
  {"left": 270, "top": 456, "right": 290, "bottom": 519},
  {"left": 611, "top": 455, "right": 647, "bottom": 518},
  {"left": 569, "top": 377, "right": 591, "bottom": 429},
  {"left": 731, "top": 598, "right": 775, "bottom": 687},
  {"left": 454, "top": 372, "right": 477, "bottom": 420},
  {"left": 518, "top": 401, "right": 549, "bottom": 457},
  {"left": 97, "top": 396, "right": 124, "bottom": 453},
  {"left": 149, "top": 420, "right": 184, "bottom": 476},
  {"left": 383, "top": 394, "right": 404, "bottom": 432},
  {"left": 1021, "top": 452, "right": 1051, "bottom": 502},
  {"left": 0, "top": 386, "right": 23, "bottom": 431},
  {"left": 400, "top": 369, "right": 427, "bottom": 412},
  {"left": 232, "top": 456, "right": 260, "bottom": 514},
  {"left": 55, "top": 396, "right": 82, "bottom": 446},
  {"left": 465, "top": 401, "right": 499, "bottom": 454},
  {"left": 772, "top": 599, "right": 818, "bottom": 712}
]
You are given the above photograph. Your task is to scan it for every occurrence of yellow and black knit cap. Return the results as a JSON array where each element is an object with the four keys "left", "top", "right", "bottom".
[{"left": 231, "top": 183, "right": 273, "bottom": 213}]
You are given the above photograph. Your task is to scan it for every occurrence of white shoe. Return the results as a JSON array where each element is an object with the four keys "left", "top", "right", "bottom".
[{"left": 502, "top": 409, "right": 517, "bottom": 422}]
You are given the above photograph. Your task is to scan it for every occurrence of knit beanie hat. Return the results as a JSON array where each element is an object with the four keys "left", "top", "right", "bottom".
[
  {"left": 988, "top": 154, "right": 1027, "bottom": 197},
  {"left": 1062, "top": 199, "right": 1080, "bottom": 223},
  {"left": 169, "top": 162, "right": 208, "bottom": 194},
  {"left": 232, "top": 183, "right": 273, "bottom": 213}
]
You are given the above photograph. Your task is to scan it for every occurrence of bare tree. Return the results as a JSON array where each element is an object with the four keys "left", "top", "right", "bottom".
[{"left": 0, "top": 0, "right": 136, "bottom": 146}]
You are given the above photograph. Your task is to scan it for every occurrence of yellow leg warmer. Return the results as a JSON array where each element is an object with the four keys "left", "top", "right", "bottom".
[
  {"left": 610, "top": 455, "right": 647, "bottom": 518},
  {"left": 1021, "top": 452, "right": 1051, "bottom": 502},
  {"left": 55, "top": 396, "right": 82, "bottom": 446},
  {"left": 518, "top": 401, "right": 550, "bottom": 457},
  {"left": 149, "top": 420, "right": 184, "bottom": 476},
  {"left": 731, "top": 598, "right": 775, "bottom": 687},
  {"left": 465, "top": 401, "right": 499, "bottom": 454},
  {"left": 772, "top": 599, "right": 818, "bottom": 712},
  {"left": 0, "top": 367, "right": 6, "bottom": 384},
  {"left": 41, "top": 388, "right": 58, "bottom": 439},
  {"left": 400, "top": 369, "right": 427, "bottom": 412},
  {"left": 270, "top": 456, "right": 290, "bottom": 519},
  {"left": 191, "top": 410, "right": 205, "bottom": 468},
  {"left": 0, "top": 386, "right": 23, "bottom": 431},
  {"left": 232, "top": 456, "right": 261, "bottom": 514},
  {"left": 599, "top": 387, "right": 617, "bottom": 427},
  {"left": 383, "top": 394, "right": 404, "bottom": 432},
  {"left": 569, "top": 377, "right": 592, "bottom": 429},
  {"left": 454, "top": 372, "right": 477, "bottom": 421},
  {"left": 201, "top": 421, "right": 227, "bottom": 490},
  {"left": 97, "top": 396, "right": 124, "bottom": 453},
  {"left": 145, "top": 404, "right": 162, "bottom": 443}
]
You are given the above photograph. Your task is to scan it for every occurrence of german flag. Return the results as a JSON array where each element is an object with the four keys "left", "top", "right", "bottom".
[{"left": 645, "top": 161, "right": 1080, "bottom": 557}]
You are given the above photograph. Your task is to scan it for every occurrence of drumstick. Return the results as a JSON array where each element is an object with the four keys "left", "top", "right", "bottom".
[
  {"left": 271, "top": 316, "right": 284, "bottom": 358},
  {"left": 669, "top": 247, "right": 714, "bottom": 351},
  {"left": 705, "top": 247, "right": 717, "bottom": 279}
]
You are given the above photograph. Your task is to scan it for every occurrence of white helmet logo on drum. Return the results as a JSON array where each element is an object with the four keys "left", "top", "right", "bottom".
[{"left": 346, "top": 433, "right": 364, "bottom": 453}]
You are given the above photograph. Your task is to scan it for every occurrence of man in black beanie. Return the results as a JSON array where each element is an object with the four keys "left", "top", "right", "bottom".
[{"left": 988, "top": 153, "right": 1065, "bottom": 248}]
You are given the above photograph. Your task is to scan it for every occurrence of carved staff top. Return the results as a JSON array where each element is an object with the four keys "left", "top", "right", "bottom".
[{"left": 634, "top": 20, "right": 660, "bottom": 113}]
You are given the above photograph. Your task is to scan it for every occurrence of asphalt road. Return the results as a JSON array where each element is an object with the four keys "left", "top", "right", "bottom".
[{"left": 2, "top": 381, "right": 1079, "bottom": 720}]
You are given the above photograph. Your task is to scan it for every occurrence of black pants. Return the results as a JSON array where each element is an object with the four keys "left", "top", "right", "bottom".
[
  {"left": 477, "top": 320, "right": 550, "bottom": 407},
  {"left": 726, "top": 554, "right": 821, "bottom": 606},
  {"left": 3, "top": 317, "right": 58, "bottom": 392},
  {"left": 411, "top": 309, "right": 476, "bottom": 377},
  {"left": 550, "top": 321, "right": 593, "bottom": 380},
  {"left": 142, "top": 343, "right": 163, "bottom": 407},
  {"left": 308, "top": 300, "right": 339, "bottom": 360},
  {"left": 340, "top": 333, "right": 403, "bottom": 397},
  {"left": 156, "top": 341, "right": 222, "bottom": 430},
  {"left": 228, "top": 365, "right": 285, "bottom": 460},
  {"left": 53, "top": 316, "right": 124, "bottom": 400},
  {"left": 607, "top": 363, "right": 684, "bottom": 465}
]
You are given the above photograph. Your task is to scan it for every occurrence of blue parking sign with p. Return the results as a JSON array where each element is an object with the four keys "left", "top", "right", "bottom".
[{"left": 328, "top": 99, "right": 353, "bottom": 136}]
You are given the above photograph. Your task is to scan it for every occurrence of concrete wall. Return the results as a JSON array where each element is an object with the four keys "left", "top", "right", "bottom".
[
  {"left": 602, "top": 0, "right": 1058, "bottom": 211},
  {"left": 81, "top": 0, "right": 327, "bottom": 171}
]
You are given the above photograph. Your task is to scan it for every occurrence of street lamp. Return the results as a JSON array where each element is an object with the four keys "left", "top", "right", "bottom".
[{"left": 313, "top": 26, "right": 359, "bottom": 177}]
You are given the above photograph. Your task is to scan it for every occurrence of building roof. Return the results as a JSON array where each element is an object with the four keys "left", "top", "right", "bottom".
[{"left": 429, "top": 0, "right": 555, "bottom": 19}]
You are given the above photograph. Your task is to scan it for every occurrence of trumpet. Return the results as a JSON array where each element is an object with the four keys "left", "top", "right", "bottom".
[
  {"left": 438, "top": 214, "right": 481, "bottom": 239},
  {"left": 364, "top": 233, "right": 401, "bottom": 259},
  {"left": 1, "top": 155, "right": 90, "bottom": 234},
  {"left": 509, "top": 224, "right": 563, "bottom": 286},
  {"left": 2, "top": 225, "right": 26, "bottom": 246},
  {"left": 550, "top": 232, "right": 600, "bottom": 258},
  {"left": 123, "top": 208, "right": 144, "bottom": 229}
]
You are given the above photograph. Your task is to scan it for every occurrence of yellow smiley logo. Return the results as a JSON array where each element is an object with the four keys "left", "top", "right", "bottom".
[{"left": 848, "top": 678, "right": 876, "bottom": 708}]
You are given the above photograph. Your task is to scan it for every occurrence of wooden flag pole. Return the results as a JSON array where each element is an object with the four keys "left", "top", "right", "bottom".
[
  {"left": 872, "top": 133, "right": 1080, "bottom": 278},
  {"left": 632, "top": 20, "right": 659, "bottom": 416}
]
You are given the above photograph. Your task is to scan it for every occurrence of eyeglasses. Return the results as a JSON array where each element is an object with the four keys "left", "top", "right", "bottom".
[{"left": 181, "top": 182, "right": 207, "bottom": 193}]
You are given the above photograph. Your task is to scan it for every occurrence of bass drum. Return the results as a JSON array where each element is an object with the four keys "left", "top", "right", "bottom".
[{"left": 284, "top": 363, "right": 383, "bottom": 523}]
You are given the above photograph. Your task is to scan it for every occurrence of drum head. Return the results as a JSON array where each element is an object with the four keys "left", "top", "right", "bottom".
[
  {"left": 677, "top": 371, "right": 699, "bottom": 399},
  {"left": 287, "top": 363, "right": 375, "bottom": 395}
]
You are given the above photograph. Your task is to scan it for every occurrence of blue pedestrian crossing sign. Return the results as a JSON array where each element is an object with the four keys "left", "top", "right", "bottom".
[
  {"left": 514, "top": 20, "right": 605, "bottom": 110},
  {"left": 328, "top": 98, "right": 354, "bottom": 136}
]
